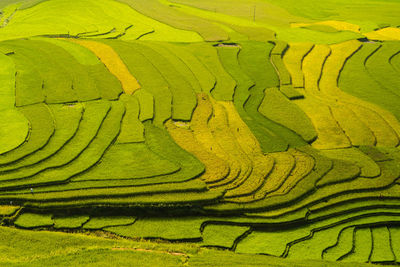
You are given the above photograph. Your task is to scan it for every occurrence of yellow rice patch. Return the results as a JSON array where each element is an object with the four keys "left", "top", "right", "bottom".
[
  {"left": 190, "top": 93, "right": 241, "bottom": 187},
  {"left": 166, "top": 93, "right": 275, "bottom": 198},
  {"left": 165, "top": 119, "right": 230, "bottom": 184},
  {"left": 219, "top": 101, "right": 274, "bottom": 198},
  {"left": 365, "top": 27, "right": 400, "bottom": 41},
  {"left": 320, "top": 40, "right": 400, "bottom": 144},
  {"left": 67, "top": 39, "right": 141, "bottom": 95},
  {"left": 207, "top": 98, "right": 252, "bottom": 190},
  {"left": 283, "top": 43, "right": 314, "bottom": 88},
  {"left": 319, "top": 40, "right": 362, "bottom": 95},
  {"left": 291, "top": 20, "right": 360, "bottom": 33},
  {"left": 268, "top": 149, "right": 315, "bottom": 197},
  {"left": 296, "top": 44, "right": 352, "bottom": 149},
  {"left": 231, "top": 151, "right": 295, "bottom": 202},
  {"left": 313, "top": 41, "right": 375, "bottom": 147},
  {"left": 348, "top": 104, "right": 399, "bottom": 147},
  {"left": 0, "top": 205, "right": 19, "bottom": 216},
  {"left": 331, "top": 105, "right": 376, "bottom": 146},
  {"left": 295, "top": 97, "right": 351, "bottom": 149}
]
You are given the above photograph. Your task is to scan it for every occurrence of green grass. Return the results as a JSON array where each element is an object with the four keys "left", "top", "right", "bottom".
[
  {"left": 258, "top": 87, "right": 317, "bottom": 142},
  {"left": 279, "top": 84, "right": 304, "bottom": 100},
  {"left": 287, "top": 213, "right": 400, "bottom": 261},
  {"left": 0, "top": 1, "right": 400, "bottom": 265},
  {"left": 38, "top": 39, "right": 122, "bottom": 101},
  {"left": 201, "top": 224, "right": 250, "bottom": 248},
  {"left": 320, "top": 148, "right": 380, "bottom": 178},
  {"left": 102, "top": 40, "right": 172, "bottom": 125},
  {"left": 0, "top": 103, "right": 83, "bottom": 172},
  {"left": 238, "top": 41, "right": 307, "bottom": 151},
  {"left": 303, "top": 24, "right": 339, "bottom": 33},
  {"left": 22, "top": 190, "right": 223, "bottom": 209},
  {"left": 315, "top": 159, "right": 360, "bottom": 187},
  {"left": 339, "top": 43, "right": 400, "bottom": 122},
  {"left": 30, "top": 39, "right": 100, "bottom": 102},
  {"left": 15, "top": 100, "right": 123, "bottom": 186},
  {"left": 307, "top": 160, "right": 399, "bottom": 217},
  {"left": 275, "top": 215, "right": 375, "bottom": 259},
  {"left": 33, "top": 38, "right": 100, "bottom": 101},
  {"left": 126, "top": 41, "right": 197, "bottom": 121},
  {"left": 168, "top": 0, "right": 363, "bottom": 43},
  {"left": 0, "top": 2, "right": 19, "bottom": 22},
  {"left": 236, "top": 228, "right": 310, "bottom": 256},
  {"left": 0, "top": 109, "right": 29, "bottom": 155},
  {"left": 358, "top": 146, "right": 392, "bottom": 162},
  {"left": 69, "top": 120, "right": 206, "bottom": 185},
  {"left": 287, "top": 225, "right": 347, "bottom": 260},
  {"left": 323, "top": 227, "right": 355, "bottom": 261},
  {"left": 0, "top": 181, "right": 210, "bottom": 203},
  {"left": 144, "top": 42, "right": 202, "bottom": 94},
  {"left": 0, "top": 103, "right": 54, "bottom": 165},
  {"left": 0, "top": 225, "right": 132, "bottom": 263},
  {"left": 215, "top": 46, "right": 254, "bottom": 108},
  {"left": 216, "top": 46, "right": 286, "bottom": 153},
  {"left": 0, "top": 43, "right": 45, "bottom": 106},
  {"left": 117, "top": 94, "right": 144, "bottom": 143},
  {"left": 72, "top": 143, "right": 179, "bottom": 182},
  {"left": 133, "top": 89, "right": 154, "bottom": 122},
  {"left": 270, "top": 53, "right": 291, "bottom": 85},
  {"left": 14, "top": 212, "right": 53, "bottom": 228},
  {"left": 142, "top": 121, "right": 205, "bottom": 183},
  {"left": 264, "top": 0, "right": 400, "bottom": 32},
  {"left": 0, "top": 101, "right": 110, "bottom": 185},
  {"left": 38, "top": 38, "right": 99, "bottom": 66},
  {"left": 268, "top": 42, "right": 306, "bottom": 99},
  {"left": 229, "top": 24, "right": 275, "bottom": 42},
  {"left": 270, "top": 40, "right": 288, "bottom": 55},
  {"left": 391, "top": 51, "right": 400, "bottom": 73},
  {"left": 3, "top": 39, "right": 78, "bottom": 104},
  {"left": 238, "top": 42, "right": 290, "bottom": 152},
  {"left": 106, "top": 217, "right": 205, "bottom": 241},
  {"left": 167, "top": 43, "right": 215, "bottom": 94},
  {"left": 2, "top": 179, "right": 207, "bottom": 197},
  {"left": 0, "top": 0, "right": 202, "bottom": 42},
  {"left": 0, "top": 50, "right": 15, "bottom": 110},
  {"left": 117, "top": 0, "right": 228, "bottom": 42},
  {"left": 0, "top": 226, "right": 368, "bottom": 267},
  {"left": 341, "top": 227, "right": 372, "bottom": 263},
  {"left": 53, "top": 215, "right": 90, "bottom": 229},
  {"left": 83, "top": 216, "right": 136, "bottom": 229},
  {"left": 389, "top": 227, "right": 400, "bottom": 261},
  {"left": 365, "top": 42, "right": 400, "bottom": 99},
  {"left": 20, "top": 248, "right": 187, "bottom": 267},
  {"left": 185, "top": 43, "right": 236, "bottom": 101},
  {"left": 307, "top": 187, "right": 400, "bottom": 221},
  {"left": 369, "top": 226, "right": 395, "bottom": 263},
  {"left": 189, "top": 249, "right": 369, "bottom": 267},
  {"left": 86, "top": 63, "right": 124, "bottom": 101}
]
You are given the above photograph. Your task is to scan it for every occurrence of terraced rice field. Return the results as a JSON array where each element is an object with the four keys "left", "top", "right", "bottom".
[{"left": 1, "top": 0, "right": 400, "bottom": 266}]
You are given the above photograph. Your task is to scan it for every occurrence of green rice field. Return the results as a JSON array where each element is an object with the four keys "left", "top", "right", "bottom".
[{"left": 1, "top": 0, "right": 400, "bottom": 266}]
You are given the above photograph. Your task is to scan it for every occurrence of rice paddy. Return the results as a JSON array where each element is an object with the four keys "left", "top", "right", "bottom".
[{"left": 0, "top": 0, "right": 400, "bottom": 266}]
